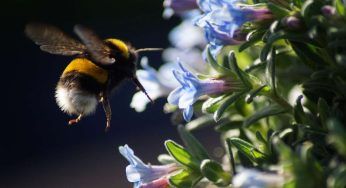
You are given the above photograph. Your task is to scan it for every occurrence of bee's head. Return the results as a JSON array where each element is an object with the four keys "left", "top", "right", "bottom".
[{"left": 105, "top": 38, "right": 138, "bottom": 77}]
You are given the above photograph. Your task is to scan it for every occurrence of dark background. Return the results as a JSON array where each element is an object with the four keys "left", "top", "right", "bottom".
[{"left": 0, "top": 0, "right": 219, "bottom": 187}]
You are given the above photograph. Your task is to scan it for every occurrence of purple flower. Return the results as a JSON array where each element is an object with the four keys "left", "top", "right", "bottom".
[
  {"left": 196, "top": 0, "right": 272, "bottom": 56},
  {"left": 163, "top": 0, "right": 199, "bottom": 18},
  {"left": 168, "top": 63, "right": 242, "bottom": 121},
  {"left": 283, "top": 16, "right": 302, "bottom": 29},
  {"left": 119, "top": 145, "right": 179, "bottom": 188},
  {"left": 321, "top": 5, "right": 336, "bottom": 17}
]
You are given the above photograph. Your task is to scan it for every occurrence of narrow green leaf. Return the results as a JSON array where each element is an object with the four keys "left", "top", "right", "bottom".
[
  {"left": 229, "top": 137, "right": 268, "bottom": 163},
  {"left": 206, "top": 46, "right": 234, "bottom": 76},
  {"left": 246, "top": 85, "right": 268, "bottom": 103},
  {"left": 243, "top": 104, "right": 286, "bottom": 127},
  {"left": 165, "top": 140, "right": 199, "bottom": 171},
  {"left": 169, "top": 169, "right": 202, "bottom": 188},
  {"left": 214, "top": 91, "right": 246, "bottom": 122},
  {"left": 266, "top": 48, "right": 277, "bottom": 96},
  {"left": 178, "top": 125, "right": 210, "bottom": 161},
  {"left": 200, "top": 160, "right": 231, "bottom": 186},
  {"left": 202, "top": 95, "right": 226, "bottom": 113},
  {"left": 214, "top": 121, "right": 243, "bottom": 132},
  {"left": 317, "top": 98, "right": 329, "bottom": 130},
  {"left": 256, "top": 131, "right": 267, "bottom": 144},
  {"left": 267, "top": 3, "right": 290, "bottom": 18},
  {"left": 335, "top": 0, "right": 345, "bottom": 16},
  {"left": 228, "top": 51, "right": 252, "bottom": 88},
  {"left": 327, "top": 119, "right": 346, "bottom": 157},
  {"left": 185, "top": 115, "right": 215, "bottom": 131},
  {"left": 226, "top": 138, "right": 236, "bottom": 175},
  {"left": 239, "top": 30, "right": 265, "bottom": 52}
]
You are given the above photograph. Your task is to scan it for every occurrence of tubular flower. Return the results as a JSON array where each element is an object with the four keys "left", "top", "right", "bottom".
[
  {"left": 119, "top": 145, "right": 179, "bottom": 188},
  {"left": 167, "top": 62, "right": 244, "bottom": 121},
  {"left": 163, "top": 0, "right": 199, "bottom": 18},
  {"left": 196, "top": 0, "right": 272, "bottom": 56},
  {"left": 130, "top": 57, "right": 179, "bottom": 112},
  {"left": 232, "top": 168, "right": 285, "bottom": 188}
]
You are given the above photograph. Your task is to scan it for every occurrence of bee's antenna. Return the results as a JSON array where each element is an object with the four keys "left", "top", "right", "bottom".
[
  {"left": 132, "top": 78, "right": 154, "bottom": 104},
  {"left": 135, "top": 48, "right": 164, "bottom": 53}
]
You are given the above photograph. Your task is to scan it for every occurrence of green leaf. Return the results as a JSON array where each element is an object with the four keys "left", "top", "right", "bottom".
[
  {"left": 267, "top": 3, "right": 290, "bottom": 19},
  {"left": 157, "top": 154, "right": 176, "bottom": 165},
  {"left": 202, "top": 95, "right": 226, "bottom": 113},
  {"left": 228, "top": 51, "right": 252, "bottom": 88},
  {"left": 256, "top": 131, "right": 267, "bottom": 144},
  {"left": 246, "top": 85, "right": 268, "bottom": 103},
  {"left": 165, "top": 140, "right": 200, "bottom": 171},
  {"left": 206, "top": 46, "right": 234, "bottom": 76},
  {"left": 266, "top": 48, "right": 277, "bottom": 96},
  {"left": 317, "top": 97, "right": 329, "bottom": 130},
  {"left": 293, "top": 0, "right": 302, "bottom": 8},
  {"left": 239, "top": 30, "right": 265, "bottom": 52},
  {"left": 178, "top": 125, "right": 210, "bottom": 161},
  {"left": 327, "top": 118, "right": 346, "bottom": 157},
  {"left": 214, "top": 121, "right": 243, "bottom": 132},
  {"left": 293, "top": 95, "right": 312, "bottom": 125},
  {"left": 335, "top": 0, "right": 345, "bottom": 16},
  {"left": 243, "top": 104, "right": 286, "bottom": 127},
  {"left": 169, "top": 169, "right": 202, "bottom": 188},
  {"left": 225, "top": 138, "right": 236, "bottom": 175},
  {"left": 261, "top": 31, "right": 321, "bottom": 62},
  {"left": 200, "top": 160, "right": 231, "bottom": 186},
  {"left": 228, "top": 137, "right": 268, "bottom": 163},
  {"left": 290, "top": 41, "right": 325, "bottom": 68},
  {"left": 185, "top": 115, "right": 215, "bottom": 131},
  {"left": 214, "top": 91, "right": 246, "bottom": 122}
]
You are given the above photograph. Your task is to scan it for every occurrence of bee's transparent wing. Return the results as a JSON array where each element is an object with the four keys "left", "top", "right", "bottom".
[
  {"left": 25, "top": 23, "right": 87, "bottom": 56},
  {"left": 73, "top": 25, "right": 115, "bottom": 65}
]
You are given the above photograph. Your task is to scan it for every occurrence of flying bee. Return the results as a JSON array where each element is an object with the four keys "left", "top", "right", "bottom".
[{"left": 25, "top": 23, "right": 160, "bottom": 130}]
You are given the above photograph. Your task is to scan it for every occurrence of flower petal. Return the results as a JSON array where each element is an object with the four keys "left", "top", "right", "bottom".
[
  {"left": 183, "top": 105, "right": 194, "bottom": 121},
  {"left": 167, "top": 87, "right": 184, "bottom": 105},
  {"left": 126, "top": 165, "right": 141, "bottom": 183}
]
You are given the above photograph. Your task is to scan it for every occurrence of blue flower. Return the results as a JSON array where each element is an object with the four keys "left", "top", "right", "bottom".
[
  {"left": 130, "top": 57, "right": 179, "bottom": 112},
  {"left": 119, "top": 145, "right": 179, "bottom": 188},
  {"left": 195, "top": 0, "right": 272, "bottom": 56},
  {"left": 163, "top": 0, "right": 199, "bottom": 18},
  {"left": 167, "top": 63, "right": 235, "bottom": 121},
  {"left": 232, "top": 168, "right": 284, "bottom": 188}
]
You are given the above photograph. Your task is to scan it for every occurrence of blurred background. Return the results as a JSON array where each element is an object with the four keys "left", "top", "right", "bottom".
[{"left": 0, "top": 0, "right": 219, "bottom": 187}]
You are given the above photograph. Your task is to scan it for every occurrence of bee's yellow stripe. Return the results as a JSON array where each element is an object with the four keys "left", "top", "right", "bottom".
[
  {"left": 105, "top": 38, "right": 130, "bottom": 58},
  {"left": 63, "top": 58, "right": 108, "bottom": 84}
]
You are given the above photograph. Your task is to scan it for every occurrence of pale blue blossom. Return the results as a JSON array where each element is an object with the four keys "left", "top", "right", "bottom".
[
  {"left": 130, "top": 57, "right": 179, "bottom": 112},
  {"left": 167, "top": 63, "right": 236, "bottom": 121},
  {"left": 169, "top": 20, "right": 207, "bottom": 49},
  {"left": 232, "top": 168, "right": 284, "bottom": 188},
  {"left": 196, "top": 0, "right": 272, "bottom": 56},
  {"left": 119, "top": 145, "right": 179, "bottom": 188},
  {"left": 163, "top": 0, "right": 199, "bottom": 18}
]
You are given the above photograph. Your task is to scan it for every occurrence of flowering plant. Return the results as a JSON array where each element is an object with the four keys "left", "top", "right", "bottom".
[{"left": 121, "top": 0, "right": 346, "bottom": 187}]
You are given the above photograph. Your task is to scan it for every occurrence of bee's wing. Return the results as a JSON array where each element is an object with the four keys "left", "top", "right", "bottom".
[
  {"left": 73, "top": 25, "right": 115, "bottom": 65},
  {"left": 25, "top": 23, "right": 87, "bottom": 56}
]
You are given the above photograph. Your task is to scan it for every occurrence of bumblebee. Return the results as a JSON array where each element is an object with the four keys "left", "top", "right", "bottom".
[{"left": 25, "top": 23, "right": 158, "bottom": 130}]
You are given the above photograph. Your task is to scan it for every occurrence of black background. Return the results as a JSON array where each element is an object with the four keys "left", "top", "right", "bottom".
[{"left": 0, "top": 0, "right": 219, "bottom": 187}]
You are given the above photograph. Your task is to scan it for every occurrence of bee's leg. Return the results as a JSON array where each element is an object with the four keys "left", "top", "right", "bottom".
[
  {"left": 68, "top": 114, "right": 83, "bottom": 125},
  {"left": 101, "top": 93, "right": 112, "bottom": 131},
  {"left": 99, "top": 92, "right": 104, "bottom": 103}
]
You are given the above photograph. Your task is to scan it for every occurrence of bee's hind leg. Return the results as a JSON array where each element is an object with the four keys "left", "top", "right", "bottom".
[{"left": 68, "top": 114, "right": 83, "bottom": 125}]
